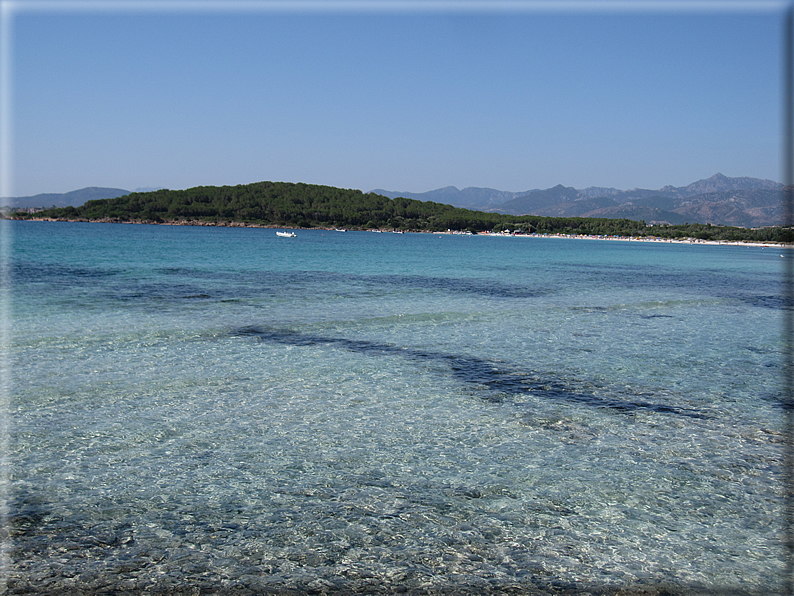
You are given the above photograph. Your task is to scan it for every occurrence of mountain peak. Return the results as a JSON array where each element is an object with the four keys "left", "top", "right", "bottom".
[{"left": 682, "top": 173, "right": 781, "bottom": 195}]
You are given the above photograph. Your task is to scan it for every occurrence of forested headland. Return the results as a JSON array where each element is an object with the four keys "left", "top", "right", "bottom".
[{"left": 10, "top": 180, "right": 792, "bottom": 243}]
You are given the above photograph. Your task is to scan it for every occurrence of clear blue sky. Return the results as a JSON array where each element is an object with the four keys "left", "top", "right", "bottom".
[{"left": 4, "top": 0, "right": 789, "bottom": 197}]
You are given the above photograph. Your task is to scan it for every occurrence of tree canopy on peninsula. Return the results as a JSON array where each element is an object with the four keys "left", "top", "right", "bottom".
[{"left": 12, "top": 180, "right": 791, "bottom": 243}]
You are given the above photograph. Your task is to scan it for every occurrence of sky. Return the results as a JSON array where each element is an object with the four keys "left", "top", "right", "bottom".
[{"left": 2, "top": 0, "right": 790, "bottom": 197}]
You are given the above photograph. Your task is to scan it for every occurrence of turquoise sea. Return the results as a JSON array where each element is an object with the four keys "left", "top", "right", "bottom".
[{"left": 2, "top": 220, "right": 788, "bottom": 594}]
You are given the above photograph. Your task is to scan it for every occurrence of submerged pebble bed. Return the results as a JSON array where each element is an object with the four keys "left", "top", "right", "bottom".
[{"left": 4, "top": 222, "right": 786, "bottom": 594}]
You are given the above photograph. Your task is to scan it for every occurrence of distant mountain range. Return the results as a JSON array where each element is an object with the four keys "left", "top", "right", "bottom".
[
  {"left": 2, "top": 187, "right": 132, "bottom": 210},
  {"left": 3, "top": 174, "right": 787, "bottom": 228},
  {"left": 373, "top": 173, "right": 786, "bottom": 228}
]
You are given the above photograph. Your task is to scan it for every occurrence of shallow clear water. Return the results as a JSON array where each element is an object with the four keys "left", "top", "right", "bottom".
[{"left": 3, "top": 221, "right": 787, "bottom": 594}]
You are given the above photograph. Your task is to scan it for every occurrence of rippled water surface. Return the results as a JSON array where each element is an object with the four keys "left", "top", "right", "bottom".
[{"left": 3, "top": 221, "right": 787, "bottom": 594}]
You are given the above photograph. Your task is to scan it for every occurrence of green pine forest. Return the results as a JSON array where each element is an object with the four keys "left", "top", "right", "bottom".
[{"left": 12, "top": 180, "right": 792, "bottom": 243}]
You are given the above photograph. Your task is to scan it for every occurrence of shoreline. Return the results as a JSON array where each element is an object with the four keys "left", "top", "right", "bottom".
[
  {"left": 475, "top": 231, "right": 789, "bottom": 248},
  {"left": 7, "top": 216, "right": 791, "bottom": 248}
]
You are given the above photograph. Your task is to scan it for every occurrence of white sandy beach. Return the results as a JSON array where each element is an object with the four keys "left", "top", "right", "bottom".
[{"left": 474, "top": 231, "right": 789, "bottom": 248}]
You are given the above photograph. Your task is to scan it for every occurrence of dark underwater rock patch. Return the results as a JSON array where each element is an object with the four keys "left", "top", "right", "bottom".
[{"left": 233, "top": 326, "right": 707, "bottom": 419}]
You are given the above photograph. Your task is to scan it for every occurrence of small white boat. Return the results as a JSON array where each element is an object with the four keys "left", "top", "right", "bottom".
[{"left": 276, "top": 231, "right": 296, "bottom": 238}]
